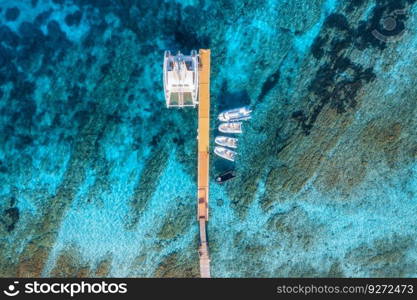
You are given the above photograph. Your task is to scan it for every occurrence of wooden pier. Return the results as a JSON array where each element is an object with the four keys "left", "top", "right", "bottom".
[{"left": 197, "top": 49, "right": 211, "bottom": 278}]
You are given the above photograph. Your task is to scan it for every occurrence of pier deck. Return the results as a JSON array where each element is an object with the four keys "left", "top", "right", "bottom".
[{"left": 197, "top": 49, "right": 210, "bottom": 278}]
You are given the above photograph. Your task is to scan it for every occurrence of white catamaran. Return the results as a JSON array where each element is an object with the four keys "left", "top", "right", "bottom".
[{"left": 163, "top": 50, "right": 199, "bottom": 108}]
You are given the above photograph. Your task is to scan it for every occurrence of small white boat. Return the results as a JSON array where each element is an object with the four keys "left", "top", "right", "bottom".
[
  {"left": 218, "top": 122, "right": 242, "bottom": 134},
  {"left": 214, "top": 146, "right": 236, "bottom": 162},
  {"left": 218, "top": 107, "right": 252, "bottom": 122},
  {"left": 215, "top": 136, "right": 238, "bottom": 148}
]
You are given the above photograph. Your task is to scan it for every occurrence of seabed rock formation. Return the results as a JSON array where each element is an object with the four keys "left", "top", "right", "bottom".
[{"left": 0, "top": 0, "right": 416, "bottom": 277}]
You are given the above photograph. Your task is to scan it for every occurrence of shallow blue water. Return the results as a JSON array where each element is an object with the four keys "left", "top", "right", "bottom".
[{"left": 1, "top": 0, "right": 416, "bottom": 277}]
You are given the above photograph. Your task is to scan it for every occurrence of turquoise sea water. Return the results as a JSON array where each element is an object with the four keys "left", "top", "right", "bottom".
[{"left": 1, "top": 0, "right": 417, "bottom": 277}]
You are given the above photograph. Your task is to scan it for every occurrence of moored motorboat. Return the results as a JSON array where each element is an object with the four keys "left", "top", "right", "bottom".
[
  {"left": 215, "top": 136, "right": 238, "bottom": 148},
  {"left": 218, "top": 107, "right": 252, "bottom": 122},
  {"left": 215, "top": 170, "right": 236, "bottom": 183},
  {"left": 218, "top": 122, "right": 242, "bottom": 134},
  {"left": 214, "top": 146, "right": 236, "bottom": 162}
]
